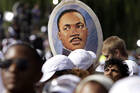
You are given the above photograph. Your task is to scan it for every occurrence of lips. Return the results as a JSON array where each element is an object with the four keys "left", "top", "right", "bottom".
[{"left": 70, "top": 37, "right": 82, "bottom": 45}]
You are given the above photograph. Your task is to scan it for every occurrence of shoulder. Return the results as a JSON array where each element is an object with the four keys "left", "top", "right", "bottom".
[
  {"left": 124, "top": 60, "right": 138, "bottom": 66},
  {"left": 124, "top": 60, "right": 139, "bottom": 75}
]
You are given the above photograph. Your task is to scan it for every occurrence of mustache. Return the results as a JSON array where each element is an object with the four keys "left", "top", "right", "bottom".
[
  {"left": 70, "top": 34, "right": 80, "bottom": 37},
  {"left": 70, "top": 34, "right": 82, "bottom": 43}
]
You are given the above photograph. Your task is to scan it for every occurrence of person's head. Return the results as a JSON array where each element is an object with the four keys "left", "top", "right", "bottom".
[
  {"left": 0, "top": 43, "right": 44, "bottom": 93},
  {"left": 68, "top": 49, "right": 96, "bottom": 74},
  {"left": 38, "top": 68, "right": 89, "bottom": 93},
  {"left": 75, "top": 74, "right": 113, "bottom": 93},
  {"left": 104, "top": 58, "right": 129, "bottom": 82},
  {"left": 40, "top": 55, "right": 75, "bottom": 83},
  {"left": 43, "top": 74, "right": 81, "bottom": 93},
  {"left": 57, "top": 9, "right": 88, "bottom": 51},
  {"left": 102, "top": 36, "right": 128, "bottom": 61},
  {"left": 79, "top": 81, "right": 108, "bottom": 93}
]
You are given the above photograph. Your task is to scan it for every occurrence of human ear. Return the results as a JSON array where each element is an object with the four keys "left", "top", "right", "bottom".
[
  {"left": 115, "top": 49, "right": 121, "bottom": 58},
  {"left": 58, "top": 31, "right": 62, "bottom": 40}
]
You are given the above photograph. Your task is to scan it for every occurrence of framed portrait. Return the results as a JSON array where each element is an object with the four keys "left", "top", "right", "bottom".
[{"left": 48, "top": 0, "right": 103, "bottom": 59}]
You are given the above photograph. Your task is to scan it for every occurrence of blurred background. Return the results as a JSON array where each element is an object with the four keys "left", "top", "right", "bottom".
[{"left": 0, "top": 0, "right": 140, "bottom": 61}]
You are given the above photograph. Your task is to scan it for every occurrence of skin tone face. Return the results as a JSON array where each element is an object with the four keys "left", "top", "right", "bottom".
[
  {"left": 104, "top": 65, "right": 121, "bottom": 82},
  {"left": 58, "top": 11, "right": 88, "bottom": 51},
  {"left": 102, "top": 48, "right": 123, "bottom": 61},
  {"left": 80, "top": 81, "right": 107, "bottom": 93},
  {"left": 1, "top": 45, "right": 41, "bottom": 93},
  {"left": 102, "top": 50, "right": 113, "bottom": 61}
]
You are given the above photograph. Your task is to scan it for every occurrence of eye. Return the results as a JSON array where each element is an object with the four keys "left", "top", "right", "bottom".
[
  {"left": 104, "top": 55, "right": 109, "bottom": 59},
  {"left": 15, "top": 59, "right": 28, "bottom": 71},
  {"left": 0, "top": 60, "right": 12, "bottom": 69},
  {"left": 105, "top": 68, "right": 109, "bottom": 72},
  {"left": 112, "top": 69, "right": 119, "bottom": 73},
  {"left": 76, "top": 24, "right": 84, "bottom": 29},
  {"left": 63, "top": 25, "right": 70, "bottom": 31},
  {"left": 64, "top": 27, "right": 70, "bottom": 31}
]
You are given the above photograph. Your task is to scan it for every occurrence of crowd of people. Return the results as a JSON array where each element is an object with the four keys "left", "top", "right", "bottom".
[
  {"left": 0, "top": 2, "right": 52, "bottom": 61},
  {"left": 0, "top": 35, "right": 140, "bottom": 93},
  {"left": 0, "top": 2, "right": 140, "bottom": 93}
]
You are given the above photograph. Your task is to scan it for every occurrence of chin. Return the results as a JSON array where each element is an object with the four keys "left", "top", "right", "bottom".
[
  {"left": 74, "top": 46, "right": 85, "bottom": 50},
  {"left": 69, "top": 47, "right": 81, "bottom": 51},
  {"left": 7, "top": 83, "right": 21, "bottom": 91},
  {"left": 7, "top": 84, "right": 16, "bottom": 91},
  {"left": 65, "top": 43, "right": 85, "bottom": 51}
]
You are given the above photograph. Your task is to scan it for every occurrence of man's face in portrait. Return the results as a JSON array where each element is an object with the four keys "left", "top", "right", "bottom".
[{"left": 58, "top": 11, "right": 88, "bottom": 51}]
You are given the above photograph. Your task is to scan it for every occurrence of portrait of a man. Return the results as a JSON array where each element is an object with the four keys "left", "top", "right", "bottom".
[
  {"left": 57, "top": 10, "right": 88, "bottom": 55},
  {"left": 48, "top": 1, "right": 103, "bottom": 58}
]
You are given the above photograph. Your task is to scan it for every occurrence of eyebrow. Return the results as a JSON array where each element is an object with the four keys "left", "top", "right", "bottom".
[
  {"left": 76, "top": 22, "right": 84, "bottom": 25},
  {"left": 63, "top": 24, "right": 71, "bottom": 29},
  {"left": 64, "top": 22, "right": 84, "bottom": 26},
  {"left": 64, "top": 24, "right": 70, "bottom": 26}
]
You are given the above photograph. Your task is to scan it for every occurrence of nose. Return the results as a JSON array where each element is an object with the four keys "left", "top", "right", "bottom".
[
  {"left": 105, "top": 70, "right": 112, "bottom": 76},
  {"left": 8, "top": 63, "right": 18, "bottom": 73},
  {"left": 71, "top": 25, "right": 79, "bottom": 34}
]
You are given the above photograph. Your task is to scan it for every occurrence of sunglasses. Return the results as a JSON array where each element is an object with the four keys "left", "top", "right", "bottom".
[{"left": 0, "top": 58, "right": 28, "bottom": 71}]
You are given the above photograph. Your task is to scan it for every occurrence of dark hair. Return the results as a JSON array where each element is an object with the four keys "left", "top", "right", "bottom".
[
  {"left": 57, "top": 9, "right": 86, "bottom": 31},
  {"left": 104, "top": 58, "right": 129, "bottom": 78}
]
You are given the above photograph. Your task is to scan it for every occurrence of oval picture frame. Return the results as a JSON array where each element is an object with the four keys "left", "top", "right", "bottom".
[{"left": 48, "top": 0, "right": 103, "bottom": 60}]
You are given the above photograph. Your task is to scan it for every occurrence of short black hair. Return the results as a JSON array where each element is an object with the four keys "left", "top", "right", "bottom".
[
  {"left": 104, "top": 58, "right": 129, "bottom": 78},
  {"left": 4, "top": 42, "right": 45, "bottom": 63},
  {"left": 57, "top": 9, "right": 86, "bottom": 31}
]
